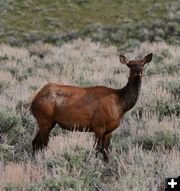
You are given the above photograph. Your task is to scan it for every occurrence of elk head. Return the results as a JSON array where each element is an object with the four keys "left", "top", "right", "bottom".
[{"left": 119, "top": 53, "right": 153, "bottom": 77}]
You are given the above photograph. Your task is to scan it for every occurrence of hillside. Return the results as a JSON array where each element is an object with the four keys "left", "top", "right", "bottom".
[
  {"left": 0, "top": 0, "right": 180, "bottom": 48},
  {"left": 0, "top": 40, "right": 180, "bottom": 191}
]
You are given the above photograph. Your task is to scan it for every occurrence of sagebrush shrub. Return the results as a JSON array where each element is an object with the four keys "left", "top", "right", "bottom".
[
  {"left": 0, "top": 80, "right": 9, "bottom": 94},
  {"left": 0, "top": 107, "right": 21, "bottom": 134},
  {"left": 134, "top": 135, "right": 154, "bottom": 150},
  {"left": 156, "top": 99, "right": 180, "bottom": 120},
  {"left": 0, "top": 144, "right": 14, "bottom": 161},
  {"left": 134, "top": 130, "right": 179, "bottom": 150},
  {"left": 159, "top": 81, "right": 180, "bottom": 98},
  {"left": 28, "top": 42, "right": 53, "bottom": 59},
  {"left": 153, "top": 130, "right": 179, "bottom": 149},
  {"left": 16, "top": 100, "right": 36, "bottom": 133}
]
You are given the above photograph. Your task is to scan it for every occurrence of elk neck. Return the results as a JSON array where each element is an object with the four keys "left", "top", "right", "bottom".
[{"left": 117, "top": 69, "right": 142, "bottom": 113}]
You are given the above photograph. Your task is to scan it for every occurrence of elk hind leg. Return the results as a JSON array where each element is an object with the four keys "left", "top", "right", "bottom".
[
  {"left": 33, "top": 118, "right": 55, "bottom": 155},
  {"left": 32, "top": 131, "right": 42, "bottom": 156},
  {"left": 39, "top": 120, "right": 55, "bottom": 148}
]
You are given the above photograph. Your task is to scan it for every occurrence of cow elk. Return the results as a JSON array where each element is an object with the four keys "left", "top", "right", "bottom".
[{"left": 31, "top": 53, "right": 153, "bottom": 162}]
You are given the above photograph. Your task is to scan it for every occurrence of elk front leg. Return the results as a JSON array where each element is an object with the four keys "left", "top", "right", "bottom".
[
  {"left": 94, "top": 129, "right": 111, "bottom": 162},
  {"left": 94, "top": 128, "right": 104, "bottom": 158}
]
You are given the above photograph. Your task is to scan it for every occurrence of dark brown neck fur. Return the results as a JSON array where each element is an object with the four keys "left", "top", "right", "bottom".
[{"left": 118, "top": 70, "right": 142, "bottom": 113}]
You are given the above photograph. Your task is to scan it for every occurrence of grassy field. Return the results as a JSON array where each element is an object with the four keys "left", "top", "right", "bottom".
[
  {"left": 0, "top": 40, "right": 180, "bottom": 190},
  {"left": 0, "top": 0, "right": 180, "bottom": 47},
  {"left": 0, "top": 0, "right": 170, "bottom": 32}
]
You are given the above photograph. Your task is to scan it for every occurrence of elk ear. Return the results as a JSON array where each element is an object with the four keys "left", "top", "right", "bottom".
[
  {"left": 143, "top": 53, "right": 153, "bottom": 65},
  {"left": 119, "top": 55, "right": 129, "bottom": 65}
]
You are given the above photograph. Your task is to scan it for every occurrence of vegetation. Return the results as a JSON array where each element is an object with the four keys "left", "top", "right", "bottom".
[
  {"left": 0, "top": 0, "right": 180, "bottom": 48},
  {"left": 0, "top": 0, "right": 180, "bottom": 190},
  {"left": 0, "top": 40, "right": 179, "bottom": 190}
]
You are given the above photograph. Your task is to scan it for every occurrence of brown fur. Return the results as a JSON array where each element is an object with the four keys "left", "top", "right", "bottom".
[{"left": 31, "top": 53, "right": 153, "bottom": 162}]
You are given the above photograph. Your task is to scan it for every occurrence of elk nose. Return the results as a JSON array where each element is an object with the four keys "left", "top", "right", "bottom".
[{"left": 137, "top": 72, "right": 143, "bottom": 77}]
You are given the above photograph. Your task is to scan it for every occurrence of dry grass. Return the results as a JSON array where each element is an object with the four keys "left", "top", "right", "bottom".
[{"left": 0, "top": 40, "right": 180, "bottom": 191}]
